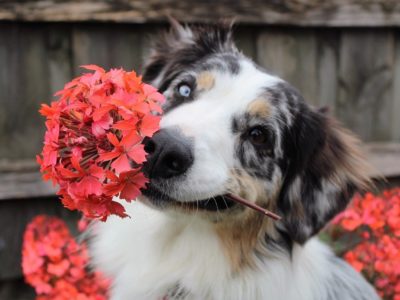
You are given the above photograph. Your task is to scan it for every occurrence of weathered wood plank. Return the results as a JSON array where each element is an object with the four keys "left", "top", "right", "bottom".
[
  {"left": 365, "top": 143, "right": 400, "bottom": 178},
  {"left": 316, "top": 29, "right": 340, "bottom": 110},
  {"left": 0, "top": 159, "right": 53, "bottom": 201},
  {"left": 0, "top": 197, "right": 79, "bottom": 280},
  {"left": 0, "top": 24, "right": 73, "bottom": 161},
  {"left": 0, "top": 23, "right": 19, "bottom": 159},
  {"left": 47, "top": 26, "right": 73, "bottom": 94},
  {"left": 0, "top": 24, "right": 50, "bottom": 161},
  {"left": 337, "top": 29, "right": 395, "bottom": 142},
  {"left": 0, "top": 0, "right": 400, "bottom": 27},
  {"left": 0, "top": 171, "right": 57, "bottom": 200},
  {"left": 72, "top": 24, "right": 145, "bottom": 75},
  {"left": 392, "top": 31, "right": 400, "bottom": 142},
  {"left": 257, "top": 28, "right": 319, "bottom": 106}
]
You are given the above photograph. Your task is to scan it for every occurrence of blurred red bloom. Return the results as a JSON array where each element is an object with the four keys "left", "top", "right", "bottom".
[
  {"left": 22, "top": 215, "right": 110, "bottom": 299},
  {"left": 37, "top": 65, "right": 164, "bottom": 221},
  {"left": 331, "top": 188, "right": 400, "bottom": 300}
]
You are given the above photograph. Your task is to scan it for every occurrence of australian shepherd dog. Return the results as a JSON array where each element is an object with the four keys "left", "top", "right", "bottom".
[{"left": 90, "top": 21, "right": 380, "bottom": 300}]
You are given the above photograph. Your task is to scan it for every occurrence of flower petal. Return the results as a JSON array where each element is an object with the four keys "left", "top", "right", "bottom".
[{"left": 111, "top": 154, "right": 132, "bottom": 174}]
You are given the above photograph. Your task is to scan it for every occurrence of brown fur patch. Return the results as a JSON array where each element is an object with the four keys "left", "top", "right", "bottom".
[
  {"left": 247, "top": 98, "right": 271, "bottom": 118},
  {"left": 196, "top": 71, "right": 215, "bottom": 91},
  {"left": 214, "top": 169, "right": 279, "bottom": 272},
  {"left": 215, "top": 212, "right": 270, "bottom": 273}
]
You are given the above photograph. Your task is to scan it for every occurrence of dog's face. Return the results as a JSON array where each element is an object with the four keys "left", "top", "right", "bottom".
[{"left": 141, "top": 22, "right": 371, "bottom": 244}]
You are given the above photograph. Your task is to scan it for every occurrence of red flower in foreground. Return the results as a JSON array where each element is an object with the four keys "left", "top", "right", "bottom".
[
  {"left": 331, "top": 188, "right": 400, "bottom": 300},
  {"left": 37, "top": 65, "right": 164, "bottom": 220},
  {"left": 22, "top": 215, "right": 110, "bottom": 299}
]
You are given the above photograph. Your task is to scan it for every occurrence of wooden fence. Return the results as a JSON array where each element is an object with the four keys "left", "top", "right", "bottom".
[
  {"left": 1, "top": 24, "right": 400, "bottom": 164},
  {"left": 1, "top": 1, "right": 400, "bottom": 299}
]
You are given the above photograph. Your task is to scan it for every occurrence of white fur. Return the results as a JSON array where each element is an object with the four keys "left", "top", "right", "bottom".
[{"left": 90, "top": 201, "right": 378, "bottom": 300}]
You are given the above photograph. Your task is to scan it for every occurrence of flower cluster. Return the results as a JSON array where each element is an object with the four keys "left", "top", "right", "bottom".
[
  {"left": 22, "top": 215, "right": 110, "bottom": 299},
  {"left": 331, "top": 188, "right": 400, "bottom": 300},
  {"left": 37, "top": 65, "right": 164, "bottom": 220}
]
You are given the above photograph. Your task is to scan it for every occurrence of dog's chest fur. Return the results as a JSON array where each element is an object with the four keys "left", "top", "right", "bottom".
[{"left": 90, "top": 202, "right": 377, "bottom": 300}]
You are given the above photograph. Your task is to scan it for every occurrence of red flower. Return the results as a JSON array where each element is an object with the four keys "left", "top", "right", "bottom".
[
  {"left": 140, "top": 114, "right": 162, "bottom": 137},
  {"left": 104, "top": 169, "right": 149, "bottom": 201},
  {"left": 331, "top": 188, "right": 400, "bottom": 300},
  {"left": 37, "top": 65, "right": 164, "bottom": 220},
  {"left": 98, "top": 132, "right": 146, "bottom": 173},
  {"left": 22, "top": 215, "right": 110, "bottom": 299}
]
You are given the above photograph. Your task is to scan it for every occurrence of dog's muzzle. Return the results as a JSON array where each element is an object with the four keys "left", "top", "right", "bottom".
[{"left": 142, "top": 129, "right": 237, "bottom": 212}]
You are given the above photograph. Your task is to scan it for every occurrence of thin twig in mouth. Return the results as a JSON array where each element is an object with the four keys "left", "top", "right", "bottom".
[{"left": 225, "top": 194, "right": 281, "bottom": 221}]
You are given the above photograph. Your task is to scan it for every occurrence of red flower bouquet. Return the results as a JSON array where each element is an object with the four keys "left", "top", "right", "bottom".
[
  {"left": 330, "top": 188, "right": 400, "bottom": 300},
  {"left": 37, "top": 65, "right": 164, "bottom": 220},
  {"left": 22, "top": 215, "right": 110, "bottom": 299}
]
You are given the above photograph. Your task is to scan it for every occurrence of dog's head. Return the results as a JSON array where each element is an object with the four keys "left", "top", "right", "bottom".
[{"left": 140, "top": 22, "right": 371, "bottom": 245}]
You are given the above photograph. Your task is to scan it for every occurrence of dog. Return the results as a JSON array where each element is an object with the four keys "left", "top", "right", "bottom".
[{"left": 90, "top": 21, "right": 380, "bottom": 300}]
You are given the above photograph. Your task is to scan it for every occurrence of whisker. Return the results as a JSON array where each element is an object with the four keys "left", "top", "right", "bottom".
[{"left": 211, "top": 196, "right": 222, "bottom": 218}]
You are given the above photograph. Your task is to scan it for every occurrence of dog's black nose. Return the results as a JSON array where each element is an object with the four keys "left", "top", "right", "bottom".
[{"left": 143, "top": 129, "right": 193, "bottom": 179}]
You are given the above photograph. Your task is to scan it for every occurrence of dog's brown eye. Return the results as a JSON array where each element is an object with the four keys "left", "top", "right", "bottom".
[{"left": 248, "top": 127, "right": 268, "bottom": 145}]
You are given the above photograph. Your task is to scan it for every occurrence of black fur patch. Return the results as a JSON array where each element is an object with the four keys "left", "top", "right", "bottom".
[
  {"left": 231, "top": 80, "right": 364, "bottom": 244},
  {"left": 233, "top": 108, "right": 278, "bottom": 181},
  {"left": 273, "top": 84, "right": 362, "bottom": 244},
  {"left": 143, "top": 23, "right": 239, "bottom": 88}
]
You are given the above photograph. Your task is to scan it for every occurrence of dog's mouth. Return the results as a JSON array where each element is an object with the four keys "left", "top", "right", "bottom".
[
  {"left": 179, "top": 195, "right": 236, "bottom": 211},
  {"left": 141, "top": 185, "right": 237, "bottom": 211}
]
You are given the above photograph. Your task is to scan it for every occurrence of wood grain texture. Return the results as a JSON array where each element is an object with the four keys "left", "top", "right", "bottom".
[
  {"left": 72, "top": 23, "right": 146, "bottom": 75},
  {"left": 392, "top": 31, "right": 400, "bottom": 141},
  {"left": 0, "top": 0, "right": 400, "bottom": 26},
  {"left": 0, "top": 24, "right": 50, "bottom": 161},
  {"left": 316, "top": 28, "right": 340, "bottom": 111},
  {"left": 365, "top": 143, "right": 400, "bottom": 178},
  {"left": 337, "top": 29, "right": 395, "bottom": 142},
  {"left": 47, "top": 26, "right": 73, "bottom": 94},
  {"left": 0, "top": 171, "right": 57, "bottom": 200},
  {"left": 257, "top": 28, "right": 319, "bottom": 105},
  {"left": 0, "top": 24, "right": 73, "bottom": 161}
]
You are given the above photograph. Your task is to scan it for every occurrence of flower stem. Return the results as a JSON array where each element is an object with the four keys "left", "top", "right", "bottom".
[{"left": 225, "top": 193, "right": 281, "bottom": 221}]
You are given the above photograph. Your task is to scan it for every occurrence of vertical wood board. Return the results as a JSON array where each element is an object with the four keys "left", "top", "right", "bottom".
[{"left": 337, "top": 29, "right": 395, "bottom": 141}]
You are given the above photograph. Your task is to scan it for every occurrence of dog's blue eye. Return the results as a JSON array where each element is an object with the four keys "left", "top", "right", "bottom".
[{"left": 178, "top": 84, "right": 191, "bottom": 97}]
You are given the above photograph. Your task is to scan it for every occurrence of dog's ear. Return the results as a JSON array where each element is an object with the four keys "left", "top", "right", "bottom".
[{"left": 277, "top": 104, "right": 372, "bottom": 244}]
